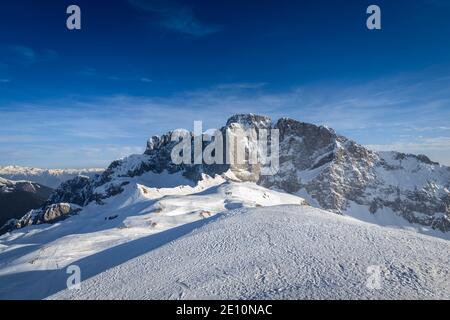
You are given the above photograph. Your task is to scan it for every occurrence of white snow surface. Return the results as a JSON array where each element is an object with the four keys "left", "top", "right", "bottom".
[{"left": 51, "top": 205, "right": 450, "bottom": 300}]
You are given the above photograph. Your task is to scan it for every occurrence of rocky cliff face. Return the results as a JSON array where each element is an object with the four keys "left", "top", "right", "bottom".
[
  {"left": 3, "top": 114, "right": 450, "bottom": 233},
  {"left": 1, "top": 203, "right": 82, "bottom": 234},
  {"left": 260, "top": 118, "right": 450, "bottom": 232}
]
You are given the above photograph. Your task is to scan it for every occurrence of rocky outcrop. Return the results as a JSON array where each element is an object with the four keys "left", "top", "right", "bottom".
[
  {"left": 46, "top": 176, "right": 92, "bottom": 206},
  {"left": 0, "top": 203, "right": 81, "bottom": 234}
]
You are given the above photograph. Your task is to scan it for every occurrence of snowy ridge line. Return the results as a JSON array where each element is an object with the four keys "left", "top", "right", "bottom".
[{"left": 51, "top": 205, "right": 450, "bottom": 300}]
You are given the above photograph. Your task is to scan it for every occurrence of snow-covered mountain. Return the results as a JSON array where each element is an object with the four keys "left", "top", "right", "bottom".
[
  {"left": 0, "top": 113, "right": 449, "bottom": 299},
  {"left": 0, "top": 166, "right": 103, "bottom": 189},
  {"left": 0, "top": 178, "right": 53, "bottom": 231},
  {"left": 11, "top": 113, "right": 446, "bottom": 234}
]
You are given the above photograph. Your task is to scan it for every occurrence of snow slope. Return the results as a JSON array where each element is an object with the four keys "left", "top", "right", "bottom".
[
  {"left": 51, "top": 205, "right": 450, "bottom": 300},
  {"left": 0, "top": 166, "right": 103, "bottom": 188},
  {"left": 0, "top": 174, "right": 305, "bottom": 299}
]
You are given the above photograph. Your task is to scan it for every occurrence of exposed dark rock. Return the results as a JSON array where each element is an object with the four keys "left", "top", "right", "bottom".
[
  {"left": 1, "top": 203, "right": 82, "bottom": 234},
  {"left": 46, "top": 176, "right": 91, "bottom": 206}
]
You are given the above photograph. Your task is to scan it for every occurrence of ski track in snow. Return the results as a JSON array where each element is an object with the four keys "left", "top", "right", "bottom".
[{"left": 51, "top": 206, "right": 450, "bottom": 300}]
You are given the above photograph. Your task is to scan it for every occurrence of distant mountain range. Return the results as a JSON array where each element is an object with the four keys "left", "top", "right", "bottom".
[{"left": 0, "top": 166, "right": 103, "bottom": 189}]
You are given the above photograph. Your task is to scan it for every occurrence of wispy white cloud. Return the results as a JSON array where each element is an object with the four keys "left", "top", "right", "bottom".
[
  {"left": 128, "top": 0, "right": 221, "bottom": 36},
  {"left": 78, "top": 67, "right": 98, "bottom": 77},
  {"left": 0, "top": 143, "right": 144, "bottom": 169},
  {"left": 367, "top": 137, "right": 450, "bottom": 165},
  {"left": 214, "top": 82, "right": 267, "bottom": 90},
  {"left": 77, "top": 67, "right": 152, "bottom": 84},
  {"left": 1, "top": 72, "right": 450, "bottom": 167},
  {"left": 368, "top": 137, "right": 450, "bottom": 152},
  {"left": 422, "top": 0, "right": 450, "bottom": 7},
  {"left": 0, "top": 45, "right": 57, "bottom": 68}
]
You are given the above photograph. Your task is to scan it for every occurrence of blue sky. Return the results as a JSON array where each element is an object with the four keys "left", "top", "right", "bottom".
[{"left": 1, "top": 0, "right": 450, "bottom": 168}]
